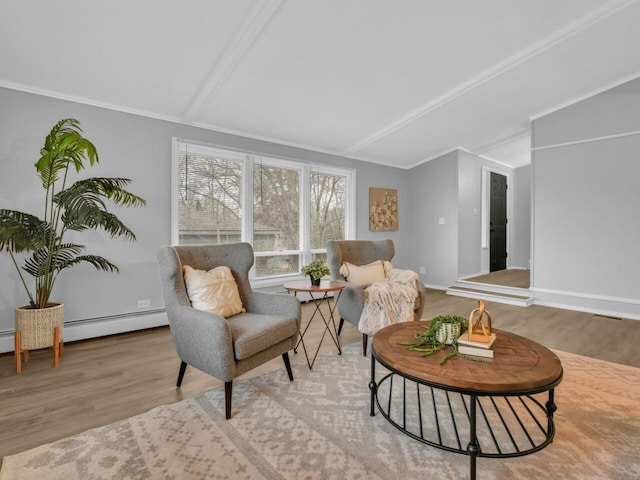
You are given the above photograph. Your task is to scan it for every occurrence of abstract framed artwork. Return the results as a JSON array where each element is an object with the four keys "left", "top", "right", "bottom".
[{"left": 369, "top": 187, "right": 398, "bottom": 231}]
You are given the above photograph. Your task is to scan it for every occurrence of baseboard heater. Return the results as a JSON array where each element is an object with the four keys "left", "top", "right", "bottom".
[{"left": 0, "top": 308, "right": 169, "bottom": 354}]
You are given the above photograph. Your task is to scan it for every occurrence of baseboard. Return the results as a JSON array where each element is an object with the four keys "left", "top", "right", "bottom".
[
  {"left": 530, "top": 287, "right": 640, "bottom": 321},
  {"left": 0, "top": 310, "right": 169, "bottom": 354},
  {"left": 424, "top": 283, "right": 449, "bottom": 291}
]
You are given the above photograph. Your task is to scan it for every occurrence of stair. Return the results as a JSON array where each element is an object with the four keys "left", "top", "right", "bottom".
[{"left": 446, "top": 280, "right": 534, "bottom": 307}]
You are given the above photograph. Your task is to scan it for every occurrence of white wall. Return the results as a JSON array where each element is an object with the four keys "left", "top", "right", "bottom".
[
  {"left": 0, "top": 87, "right": 409, "bottom": 350},
  {"left": 531, "top": 77, "right": 640, "bottom": 319}
]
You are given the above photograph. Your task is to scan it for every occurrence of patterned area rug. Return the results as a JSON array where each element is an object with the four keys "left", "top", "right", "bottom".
[{"left": 1, "top": 343, "right": 639, "bottom": 479}]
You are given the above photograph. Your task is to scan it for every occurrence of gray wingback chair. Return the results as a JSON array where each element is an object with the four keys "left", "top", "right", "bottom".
[
  {"left": 157, "top": 243, "right": 301, "bottom": 419},
  {"left": 326, "top": 239, "right": 426, "bottom": 356}
]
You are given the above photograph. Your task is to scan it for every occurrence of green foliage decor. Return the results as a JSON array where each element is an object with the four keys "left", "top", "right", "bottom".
[
  {"left": 300, "top": 258, "right": 331, "bottom": 280},
  {"left": 402, "top": 314, "right": 490, "bottom": 365},
  {"left": 0, "top": 118, "right": 146, "bottom": 309}
]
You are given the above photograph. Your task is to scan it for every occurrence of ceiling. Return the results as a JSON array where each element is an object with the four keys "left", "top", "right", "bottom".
[{"left": 2, "top": 0, "right": 640, "bottom": 169}]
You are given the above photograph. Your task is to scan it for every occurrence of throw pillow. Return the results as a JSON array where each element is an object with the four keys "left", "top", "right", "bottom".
[
  {"left": 339, "top": 260, "right": 386, "bottom": 287},
  {"left": 183, "top": 265, "right": 245, "bottom": 318}
]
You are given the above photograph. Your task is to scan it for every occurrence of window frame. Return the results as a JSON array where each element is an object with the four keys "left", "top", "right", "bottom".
[{"left": 171, "top": 138, "right": 356, "bottom": 287}]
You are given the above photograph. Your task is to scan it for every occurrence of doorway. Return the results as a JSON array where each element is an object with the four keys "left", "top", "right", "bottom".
[{"left": 489, "top": 172, "right": 507, "bottom": 272}]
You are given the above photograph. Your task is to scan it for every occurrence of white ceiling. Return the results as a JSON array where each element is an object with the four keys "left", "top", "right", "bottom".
[{"left": 2, "top": 0, "right": 640, "bottom": 169}]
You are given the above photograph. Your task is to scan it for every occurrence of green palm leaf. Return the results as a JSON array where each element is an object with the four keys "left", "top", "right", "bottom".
[
  {"left": 36, "top": 118, "right": 98, "bottom": 188},
  {"left": 55, "top": 178, "right": 145, "bottom": 240},
  {"left": 1, "top": 118, "right": 144, "bottom": 308},
  {"left": 0, "top": 210, "right": 47, "bottom": 253}
]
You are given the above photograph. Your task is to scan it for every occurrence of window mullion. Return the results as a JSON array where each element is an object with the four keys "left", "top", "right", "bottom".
[
  {"left": 301, "top": 165, "right": 311, "bottom": 266},
  {"left": 244, "top": 157, "right": 255, "bottom": 280}
]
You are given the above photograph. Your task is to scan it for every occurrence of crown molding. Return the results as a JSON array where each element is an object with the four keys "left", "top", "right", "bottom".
[
  {"left": 0, "top": 80, "right": 181, "bottom": 124},
  {"left": 180, "top": 0, "right": 284, "bottom": 123},
  {"left": 342, "top": 0, "right": 639, "bottom": 158},
  {"left": 530, "top": 70, "right": 640, "bottom": 121}
]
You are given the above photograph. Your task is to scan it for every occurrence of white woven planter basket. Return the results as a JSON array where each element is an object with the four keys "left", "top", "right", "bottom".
[{"left": 15, "top": 303, "right": 64, "bottom": 350}]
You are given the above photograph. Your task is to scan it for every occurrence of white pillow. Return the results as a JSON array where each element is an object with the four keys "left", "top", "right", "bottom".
[
  {"left": 183, "top": 265, "right": 245, "bottom": 318},
  {"left": 339, "top": 260, "right": 386, "bottom": 287}
]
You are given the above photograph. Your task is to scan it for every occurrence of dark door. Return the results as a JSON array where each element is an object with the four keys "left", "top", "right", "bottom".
[{"left": 490, "top": 172, "right": 507, "bottom": 272}]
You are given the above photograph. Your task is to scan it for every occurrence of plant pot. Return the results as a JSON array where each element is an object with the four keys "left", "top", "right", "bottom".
[
  {"left": 310, "top": 277, "right": 321, "bottom": 286},
  {"left": 436, "top": 322, "right": 461, "bottom": 345},
  {"left": 15, "top": 302, "right": 64, "bottom": 350}
]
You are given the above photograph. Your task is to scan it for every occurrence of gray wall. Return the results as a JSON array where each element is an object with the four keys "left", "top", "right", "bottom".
[
  {"left": 0, "top": 87, "right": 408, "bottom": 335},
  {"left": 531, "top": 77, "right": 640, "bottom": 315},
  {"left": 457, "top": 150, "right": 482, "bottom": 278},
  {"left": 512, "top": 165, "right": 531, "bottom": 269},
  {"left": 407, "top": 151, "right": 459, "bottom": 288},
  {"left": 405, "top": 148, "right": 518, "bottom": 288}
]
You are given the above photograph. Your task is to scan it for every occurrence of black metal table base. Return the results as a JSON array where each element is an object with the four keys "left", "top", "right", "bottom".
[{"left": 370, "top": 354, "right": 558, "bottom": 480}]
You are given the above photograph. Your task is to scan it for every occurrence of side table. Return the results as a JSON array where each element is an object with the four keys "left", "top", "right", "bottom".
[{"left": 283, "top": 279, "right": 345, "bottom": 369}]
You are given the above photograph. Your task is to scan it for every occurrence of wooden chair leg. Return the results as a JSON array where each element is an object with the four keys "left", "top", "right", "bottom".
[
  {"left": 59, "top": 340, "right": 64, "bottom": 357},
  {"left": 176, "top": 361, "right": 188, "bottom": 387},
  {"left": 23, "top": 350, "right": 29, "bottom": 362},
  {"left": 362, "top": 333, "right": 368, "bottom": 356},
  {"left": 282, "top": 352, "right": 293, "bottom": 381},
  {"left": 53, "top": 326, "right": 60, "bottom": 367},
  {"left": 15, "top": 331, "right": 21, "bottom": 373},
  {"left": 225, "top": 381, "right": 233, "bottom": 419}
]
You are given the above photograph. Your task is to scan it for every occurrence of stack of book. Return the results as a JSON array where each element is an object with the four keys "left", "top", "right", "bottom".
[{"left": 457, "top": 331, "right": 497, "bottom": 358}]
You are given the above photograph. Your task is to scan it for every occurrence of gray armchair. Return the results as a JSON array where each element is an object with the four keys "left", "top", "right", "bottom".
[
  {"left": 157, "top": 243, "right": 301, "bottom": 419},
  {"left": 326, "top": 239, "right": 426, "bottom": 355}
]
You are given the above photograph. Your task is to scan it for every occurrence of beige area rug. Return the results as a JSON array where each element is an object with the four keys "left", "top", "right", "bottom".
[{"left": 1, "top": 343, "right": 639, "bottom": 480}]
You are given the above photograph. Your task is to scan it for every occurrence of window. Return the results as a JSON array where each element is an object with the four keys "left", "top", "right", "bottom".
[
  {"left": 172, "top": 139, "right": 355, "bottom": 285},
  {"left": 253, "top": 161, "right": 301, "bottom": 278},
  {"left": 176, "top": 144, "right": 243, "bottom": 245}
]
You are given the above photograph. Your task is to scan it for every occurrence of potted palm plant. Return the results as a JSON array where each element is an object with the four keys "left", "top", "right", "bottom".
[
  {"left": 0, "top": 118, "right": 146, "bottom": 369},
  {"left": 300, "top": 258, "right": 331, "bottom": 286}
]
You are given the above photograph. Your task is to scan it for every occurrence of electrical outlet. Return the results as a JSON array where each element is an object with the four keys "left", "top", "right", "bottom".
[
  {"left": 137, "top": 299, "right": 151, "bottom": 309},
  {"left": 418, "top": 267, "right": 426, "bottom": 274}
]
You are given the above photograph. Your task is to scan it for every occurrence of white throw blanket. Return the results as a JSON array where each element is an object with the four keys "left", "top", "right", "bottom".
[{"left": 358, "top": 268, "right": 419, "bottom": 336}]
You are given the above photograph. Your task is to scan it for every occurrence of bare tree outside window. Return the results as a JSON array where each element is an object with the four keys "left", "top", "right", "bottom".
[
  {"left": 311, "top": 171, "right": 345, "bottom": 249},
  {"left": 253, "top": 163, "right": 300, "bottom": 277},
  {"left": 174, "top": 142, "right": 353, "bottom": 281},
  {"left": 178, "top": 149, "right": 242, "bottom": 245}
]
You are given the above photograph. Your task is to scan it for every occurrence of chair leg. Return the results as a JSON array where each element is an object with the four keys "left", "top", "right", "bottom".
[
  {"left": 176, "top": 361, "right": 188, "bottom": 387},
  {"left": 337, "top": 318, "right": 345, "bottom": 336},
  {"left": 282, "top": 352, "right": 293, "bottom": 381},
  {"left": 225, "top": 381, "right": 233, "bottom": 419},
  {"left": 362, "top": 333, "right": 368, "bottom": 356}
]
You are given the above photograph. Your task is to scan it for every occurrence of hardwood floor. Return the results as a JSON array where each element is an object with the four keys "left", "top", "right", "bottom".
[
  {"left": 1, "top": 289, "right": 638, "bottom": 460},
  {"left": 463, "top": 269, "right": 531, "bottom": 289}
]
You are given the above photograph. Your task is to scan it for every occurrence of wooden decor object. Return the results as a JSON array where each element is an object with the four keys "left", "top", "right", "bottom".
[
  {"left": 369, "top": 187, "right": 398, "bottom": 231},
  {"left": 468, "top": 300, "right": 494, "bottom": 343},
  {"left": 14, "top": 326, "right": 62, "bottom": 373}
]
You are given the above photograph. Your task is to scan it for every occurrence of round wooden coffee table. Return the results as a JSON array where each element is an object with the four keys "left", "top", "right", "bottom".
[{"left": 370, "top": 321, "right": 563, "bottom": 480}]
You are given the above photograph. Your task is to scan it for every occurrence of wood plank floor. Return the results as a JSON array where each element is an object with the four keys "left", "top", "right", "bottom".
[
  {"left": 464, "top": 269, "right": 531, "bottom": 289},
  {"left": 1, "top": 289, "right": 638, "bottom": 460}
]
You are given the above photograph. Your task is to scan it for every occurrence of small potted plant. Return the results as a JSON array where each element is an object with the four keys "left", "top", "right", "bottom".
[{"left": 300, "top": 258, "right": 331, "bottom": 286}]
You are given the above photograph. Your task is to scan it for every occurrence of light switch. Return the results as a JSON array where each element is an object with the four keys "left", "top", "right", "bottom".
[{"left": 438, "top": 218, "right": 445, "bottom": 225}]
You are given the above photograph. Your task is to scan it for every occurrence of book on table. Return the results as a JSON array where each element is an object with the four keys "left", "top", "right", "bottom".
[
  {"left": 458, "top": 344, "right": 494, "bottom": 358},
  {"left": 457, "top": 331, "right": 497, "bottom": 349}
]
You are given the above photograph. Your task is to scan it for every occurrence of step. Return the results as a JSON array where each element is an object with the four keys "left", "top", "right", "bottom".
[{"left": 446, "top": 284, "right": 534, "bottom": 307}]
